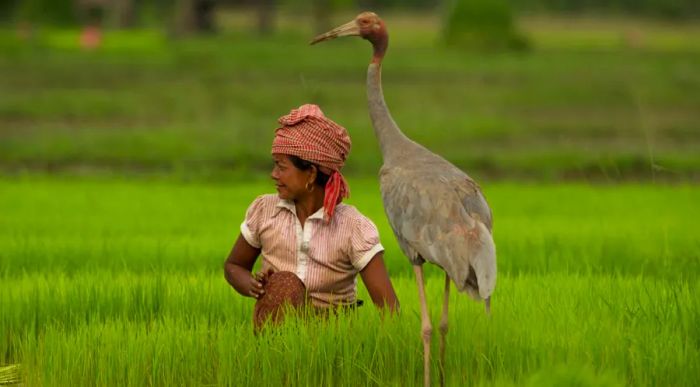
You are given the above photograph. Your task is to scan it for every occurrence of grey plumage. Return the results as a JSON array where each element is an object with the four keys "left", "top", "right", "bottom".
[{"left": 368, "top": 63, "right": 497, "bottom": 300}]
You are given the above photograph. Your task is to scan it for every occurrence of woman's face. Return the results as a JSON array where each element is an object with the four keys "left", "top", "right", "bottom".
[{"left": 271, "top": 154, "right": 313, "bottom": 201}]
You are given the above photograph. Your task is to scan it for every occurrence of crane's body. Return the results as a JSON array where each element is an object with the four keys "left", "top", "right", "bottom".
[
  {"left": 312, "top": 12, "right": 497, "bottom": 387},
  {"left": 368, "top": 63, "right": 496, "bottom": 300}
]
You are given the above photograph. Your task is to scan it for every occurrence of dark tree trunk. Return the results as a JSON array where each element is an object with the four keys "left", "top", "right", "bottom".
[
  {"left": 193, "top": 0, "right": 216, "bottom": 32},
  {"left": 114, "top": 0, "right": 136, "bottom": 28},
  {"left": 174, "top": 0, "right": 217, "bottom": 35},
  {"left": 256, "top": 0, "right": 275, "bottom": 35}
]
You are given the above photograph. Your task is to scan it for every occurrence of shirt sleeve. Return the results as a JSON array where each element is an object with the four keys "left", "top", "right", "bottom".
[
  {"left": 240, "top": 195, "right": 265, "bottom": 249},
  {"left": 350, "top": 215, "right": 384, "bottom": 271}
]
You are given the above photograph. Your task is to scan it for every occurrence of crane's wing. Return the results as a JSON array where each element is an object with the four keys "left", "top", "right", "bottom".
[
  {"left": 380, "top": 165, "right": 496, "bottom": 300},
  {"left": 443, "top": 167, "right": 493, "bottom": 232}
]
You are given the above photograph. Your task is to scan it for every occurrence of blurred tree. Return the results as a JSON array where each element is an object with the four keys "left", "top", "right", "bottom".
[
  {"left": 443, "top": 0, "right": 529, "bottom": 51},
  {"left": 646, "top": 0, "right": 692, "bottom": 19},
  {"left": 193, "top": 0, "right": 217, "bottom": 31},
  {"left": 0, "top": 0, "right": 19, "bottom": 24},
  {"left": 173, "top": 0, "right": 217, "bottom": 35},
  {"left": 75, "top": 0, "right": 106, "bottom": 22},
  {"left": 138, "top": 0, "right": 176, "bottom": 27},
  {"left": 257, "top": 0, "right": 276, "bottom": 35},
  {"left": 76, "top": 0, "right": 139, "bottom": 29},
  {"left": 15, "top": 0, "right": 78, "bottom": 25},
  {"left": 508, "top": 0, "right": 700, "bottom": 19},
  {"left": 112, "top": 0, "right": 135, "bottom": 28}
]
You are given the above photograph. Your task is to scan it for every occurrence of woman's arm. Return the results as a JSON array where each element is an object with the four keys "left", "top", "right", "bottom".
[
  {"left": 224, "top": 234, "right": 266, "bottom": 299},
  {"left": 360, "top": 252, "right": 399, "bottom": 314}
]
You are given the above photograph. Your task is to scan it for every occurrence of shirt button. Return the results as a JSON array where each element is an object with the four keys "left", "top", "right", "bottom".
[{"left": 301, "top": 241, "right": 309, "bottom": 252}]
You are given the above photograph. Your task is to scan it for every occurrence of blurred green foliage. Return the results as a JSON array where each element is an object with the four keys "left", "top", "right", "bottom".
[
  {"left": 443, "top": 0, "right": 529, "bottom": 50},
  {"left": 1, "top": 13, "right": 698, "bottom": 181},
  {"left": 509, "top": 0, "right": 700, "bottom": 19},
  {"left": 13, "top": 0, "right": 77, "bottom": 25},
  {"left": 1, "top": 0, "right": 699, "bottom": 28}
]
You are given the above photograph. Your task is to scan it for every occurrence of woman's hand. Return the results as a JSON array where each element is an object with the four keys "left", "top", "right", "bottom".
[
  {"left": 244, "top": 272, "right": 266, "bottom": 299},
  {"left": 246, "top": 269, "right": 274, "bottom": 299},
  {"left": 226, "top": 266, "right": 269, "bottom": 299},
  {"left": 254, "top": 269, "right": 273, "bottom": 285}
]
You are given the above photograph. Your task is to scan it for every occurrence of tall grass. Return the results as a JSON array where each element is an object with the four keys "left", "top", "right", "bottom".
[
  {"left": 2, "top": 272, "right": 698, "bottom": 385},
  {"left": 1, "top": 177, "right": 697, "bottom": 278},
  {"left": 0, "top": 177, "right": 698, "bottom": 385}
]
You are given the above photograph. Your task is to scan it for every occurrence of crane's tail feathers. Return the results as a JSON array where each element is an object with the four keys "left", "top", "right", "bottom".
[{"left": 458, "top": 220, "right": 497, "bottom": 301}]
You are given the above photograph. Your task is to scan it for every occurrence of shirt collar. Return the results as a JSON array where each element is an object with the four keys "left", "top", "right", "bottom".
[{"left": 274, "top": 198, "right": 325, "bottom": 221}]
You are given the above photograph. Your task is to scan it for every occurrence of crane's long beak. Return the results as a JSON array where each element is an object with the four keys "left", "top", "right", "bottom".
[{"left": 310, "top": 20, "right": 360, "bottom": 45}]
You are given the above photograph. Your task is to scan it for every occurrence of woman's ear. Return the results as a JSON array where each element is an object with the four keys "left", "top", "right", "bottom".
[{"left": 309, "top": 165, "right": 318, "bottom": 183}]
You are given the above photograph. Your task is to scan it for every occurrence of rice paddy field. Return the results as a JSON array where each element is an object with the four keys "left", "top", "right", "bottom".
[
  {"left": 0, "top": 177, "right": 698, "bottom": 385},
  {"left": 1, "top": 9, "right": 700, "bottom": 387}
]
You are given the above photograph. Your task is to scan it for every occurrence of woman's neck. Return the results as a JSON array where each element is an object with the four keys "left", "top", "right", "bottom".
[{"left": 294, "top": 188, "right": 325, "bottom": 225}]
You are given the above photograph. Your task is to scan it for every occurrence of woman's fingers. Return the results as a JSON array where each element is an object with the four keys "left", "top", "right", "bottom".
[
  {"left": 249, "top": 278, "right": 265, "bottom": 298},
  {"left": 254, "top": 269, "right": 273, "bottom": 284}
]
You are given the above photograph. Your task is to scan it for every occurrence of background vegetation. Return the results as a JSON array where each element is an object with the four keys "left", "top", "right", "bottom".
[{"left": 2, "top": 11, "right": 699, "bottom": 181}]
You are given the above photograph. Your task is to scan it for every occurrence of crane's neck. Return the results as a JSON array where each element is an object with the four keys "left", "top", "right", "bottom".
[
  {"left": 368, "top": 28, "right": 388, "bottom": 64},
  {"left": 367, "top": 63, "right": 413, "bottom": 164}
]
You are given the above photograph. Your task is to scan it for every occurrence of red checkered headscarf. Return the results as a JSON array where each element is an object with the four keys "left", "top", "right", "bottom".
[{"left": 271, "top": 104, "right": 352, "bottom": 222}]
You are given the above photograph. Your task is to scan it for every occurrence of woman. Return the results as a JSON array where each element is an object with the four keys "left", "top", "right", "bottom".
[{"left": 224, "top": 104, "right": 399, "bottom": 313}]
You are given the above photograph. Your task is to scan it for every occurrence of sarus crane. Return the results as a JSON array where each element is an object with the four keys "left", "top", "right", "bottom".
[{"left": 311, "top": 12, "right": 496, "bottom": 387}]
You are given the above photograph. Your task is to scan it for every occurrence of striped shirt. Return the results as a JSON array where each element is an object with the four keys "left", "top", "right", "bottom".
[{"left": 240, "top": 194, "right": 384, "bottom": 307}]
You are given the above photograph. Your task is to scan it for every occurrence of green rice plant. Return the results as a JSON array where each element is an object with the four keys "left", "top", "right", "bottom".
[
  {"left": 1, "top": 178, "right": 697, "bottom": 279},
  {"left": 2, "top": 273, "right": 698, "bottom": 385},
  {"left": 0, "top": 177, "right": 698, "bottom": 384},
  {"left": 0, "top": 364, "right": 21, "bottom": 385}
]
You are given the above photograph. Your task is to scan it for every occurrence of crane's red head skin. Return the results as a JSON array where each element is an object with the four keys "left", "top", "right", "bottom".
[
  {"left": 310, "top": 12, "right": 388, "bottom": 64},
  {"left": 355, "top": 12, "right": 388, "bottom": 64}
]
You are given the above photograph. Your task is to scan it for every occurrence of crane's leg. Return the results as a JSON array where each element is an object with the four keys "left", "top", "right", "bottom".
[
  {"left": 485, "top": 297, "right": 491, "bottom": 316},
  {"left": 439, "top": 273, "right": 450, "bottom": 387},
  {"left": 413, "top": 264, "right": 432, "bottom": 387}
]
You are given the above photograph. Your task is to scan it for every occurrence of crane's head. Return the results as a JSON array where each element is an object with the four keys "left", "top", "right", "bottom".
[{"left": 310, "top": 12, "right": 388, "bottom": 62}]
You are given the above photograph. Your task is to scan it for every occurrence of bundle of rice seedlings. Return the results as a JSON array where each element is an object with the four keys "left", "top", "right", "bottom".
[{"left": 0, "top": 364, "right": 21, "bottom": 385}]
